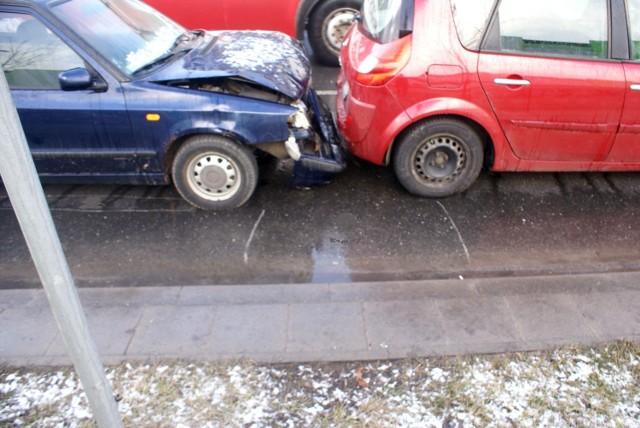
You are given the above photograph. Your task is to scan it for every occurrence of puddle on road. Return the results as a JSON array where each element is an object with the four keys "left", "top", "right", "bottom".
[
  {"left": 310, "top": 240, "right": 352, "bottom": 283},
  {"left": 309, "top": 211, "right": 363, "bottom": 283}
]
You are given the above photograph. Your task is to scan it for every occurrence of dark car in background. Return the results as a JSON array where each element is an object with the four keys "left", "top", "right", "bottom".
[
  {"left": 338, "top": 0, "right": 640, "bottom": 198},
  {"left": 0, "top": 0, "right": 345, "bottom": 209},
  {"left": 143, "top": 0, "right": 362, "bottom": 66}
]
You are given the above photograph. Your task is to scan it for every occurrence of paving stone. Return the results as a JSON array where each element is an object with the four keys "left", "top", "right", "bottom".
[
  {"left": 505, "top": 293, "right": 598, "bottom": 343},
  {"left": 4, "top": 271, "right": 640, "bottom": 366},
  {"left": 364, "top": 300, "right": 446, "bottom": 356},
  {"left": 127, "top": 306, "right": 216, "bottom": 358},
  {"left": 476, "top": 273, "right": 640, "bottom": 297},
  {"left": 179, "top": 283, "right": 331, "bottom": 306},
  {"left": 438, "top": 296, "right": 522, "bottom": 349},
  {"left": 495, "top": 173, "right": 562, "bottom": 197},
  {"left": 207, "top": 304, "right": 288, "bottom": 355},
  {"left": 574, "top": 291, "right": 640, "bottom": 340},
  {"left": 330, "top": 279, "right": 478, "bottom": 303},
  {"left": 0, "top": 288, "right": 46, "bottom": 309},
  {"left": 287, "top": 302, "right": 367, "bottom": 355},
  {"left": 46, "top": 306, "right": 141, "bottom": 357},
  {"left": 78, "top": 286, "right": 181, "bottom": 308},
  {"left": 555, "top": 172, "right": 593, "bottom": 193},
  {"left": 606, "top": 172, "right": 640, "bottom": 194},
  {"left": 0, "top": 306, "right": 57, "bottom": 357}
]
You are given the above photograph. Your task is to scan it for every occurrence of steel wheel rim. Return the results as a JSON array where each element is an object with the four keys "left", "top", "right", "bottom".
[
  {"left": 414, "top": 135, "right": 466, "bottom": 183},
  {"left": 324, "top": 8, "right": 358, "bottom": 52},
  {"left": 186, "top": 152, "right": 241, "bottom": 201}
]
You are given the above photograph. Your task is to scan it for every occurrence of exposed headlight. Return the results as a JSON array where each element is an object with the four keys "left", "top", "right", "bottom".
[{"left": 289, "top": 102, "right": 311, "bottom": 130}]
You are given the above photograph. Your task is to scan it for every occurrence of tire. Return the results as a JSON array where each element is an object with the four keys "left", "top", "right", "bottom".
[
  {"left": 172, "top": 135, "right": 258, "bottom": 209},
  {"left": 393, "top": 119, "right": 484, "bottom": 198},
  {"left": 308, "top": 0, "right": 361, "bottom": 66}
]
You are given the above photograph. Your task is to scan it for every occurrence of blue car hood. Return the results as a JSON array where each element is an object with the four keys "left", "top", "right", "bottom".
[{"left": 149, "top": 31, "right": 311, "bottom": 100}]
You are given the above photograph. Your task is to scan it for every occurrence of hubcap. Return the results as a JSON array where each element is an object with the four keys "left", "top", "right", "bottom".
[
  {"left": 415, "top": 136, "right": 466, "bottom": 182},
  {"left": 187, "top": 153, "right": 240, "bottom": 201},
  {"left": 324, "top": 8, "right": 358, "bottom": 51}
]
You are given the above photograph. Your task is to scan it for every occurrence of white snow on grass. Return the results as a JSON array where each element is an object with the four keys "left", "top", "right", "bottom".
[{"left": 1, "top": 342, "right": 640, "bottom": 427}]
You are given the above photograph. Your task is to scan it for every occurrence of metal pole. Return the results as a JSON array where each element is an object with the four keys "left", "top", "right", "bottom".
[{"left": 0, "top": 70, "right": 123, "bottom": 427}]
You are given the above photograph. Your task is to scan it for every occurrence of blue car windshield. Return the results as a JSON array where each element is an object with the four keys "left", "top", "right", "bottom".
[{"left": 52, "top": 0, "right": 186, "bottom": 76}]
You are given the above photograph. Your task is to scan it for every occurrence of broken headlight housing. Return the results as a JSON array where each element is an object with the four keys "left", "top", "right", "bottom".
[{"left": 288, "top": 101, "right": 312, "bottom": 130}]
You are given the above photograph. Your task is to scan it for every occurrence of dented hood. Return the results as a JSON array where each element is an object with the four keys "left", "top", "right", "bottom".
[{"left": 149, "top": 31, "right": 311, "bottom": 100}]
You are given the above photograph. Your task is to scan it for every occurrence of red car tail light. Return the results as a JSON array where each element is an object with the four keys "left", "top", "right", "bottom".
[{"left": 355, "top": 35, "right": 412, "bottom": 86}]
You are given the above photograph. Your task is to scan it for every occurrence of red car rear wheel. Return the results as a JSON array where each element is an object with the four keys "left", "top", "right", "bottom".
[{"left": 393, "top": 119, "right": 484, "bottom": 198}]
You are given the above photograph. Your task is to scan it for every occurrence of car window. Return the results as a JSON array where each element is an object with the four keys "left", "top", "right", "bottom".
[
  {"left": 361, "top": 0, "right": 414, "bottom": 44},
  {"left": 51, "top": 0, "right": 185, "bottom": 76},
  {"left": 0, "top": 13, "right": 85, "bottom": 89},
  {"left": 490, "top": 0, "right": 609, "bottom": 59},
  {"left": 628, "top": 0, "right": 640, "bottom": 60},
  {"left": 450, "top": 0, "right": 495, "bottom": 50}
]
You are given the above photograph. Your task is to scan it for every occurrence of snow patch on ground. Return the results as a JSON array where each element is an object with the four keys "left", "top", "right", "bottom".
[{"left": 2, "top": 343, "right": 640, "bottom": 427}]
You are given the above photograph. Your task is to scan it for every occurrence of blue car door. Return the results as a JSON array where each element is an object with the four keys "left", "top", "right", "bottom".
[{"left": 0, "top": 11, "right": 140, "bottom": 181}]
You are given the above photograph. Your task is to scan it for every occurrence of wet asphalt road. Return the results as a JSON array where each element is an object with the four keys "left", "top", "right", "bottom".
[{"left": 2, "top": 65, "right": 640, "bottom": 289}]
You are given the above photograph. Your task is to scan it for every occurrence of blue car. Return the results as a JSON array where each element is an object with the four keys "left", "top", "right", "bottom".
[{"left": 0, "top": 0, "right": 345, "bottom": 209}]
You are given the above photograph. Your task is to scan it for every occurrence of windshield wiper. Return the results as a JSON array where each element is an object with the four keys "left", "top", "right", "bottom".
[
  {"left": 171, "top": 32, "right": 193, "bottom": 49},
  {"left": 131, "top": 33, "right": 193, "bottom": 75}
]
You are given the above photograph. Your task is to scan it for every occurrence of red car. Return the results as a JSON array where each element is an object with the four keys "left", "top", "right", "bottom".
[
  {"left": 337, "top": 0, "right": 640, "bottom": 197},
  {"left": 143, "top": 0, "right": 361, "bottom": 65}
]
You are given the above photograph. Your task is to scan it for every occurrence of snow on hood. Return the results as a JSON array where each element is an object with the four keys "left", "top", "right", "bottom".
[{"left": 149, "top": 30, "right": 312, "bottom": 100}]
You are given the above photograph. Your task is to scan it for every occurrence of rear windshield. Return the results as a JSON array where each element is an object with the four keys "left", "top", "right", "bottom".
[{"left": 361, "top": 0, "right": 414, "bottom": 44}]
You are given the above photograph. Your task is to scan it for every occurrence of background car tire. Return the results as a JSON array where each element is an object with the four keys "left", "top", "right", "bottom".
[
  {"left": 308, "top": 0, "right": 361, "bottom": 66},
  {"left": 172, "top": 135, "right": 258, "bottom": 209},
  {"left": 393, "top": 119, "right": 484, "bottom": 198}
]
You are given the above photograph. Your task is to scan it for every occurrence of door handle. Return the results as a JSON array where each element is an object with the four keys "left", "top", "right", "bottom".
[
  {"left": 494, "top": 78, "right": 531, "bottom": 86},
  {"left": 631, "top": 84, "right": 640, "bottom": 91}
]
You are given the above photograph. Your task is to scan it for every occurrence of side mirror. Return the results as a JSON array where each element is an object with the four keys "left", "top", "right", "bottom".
[{"left": 59, "top": 68, "right": 107, "bottom": 92}]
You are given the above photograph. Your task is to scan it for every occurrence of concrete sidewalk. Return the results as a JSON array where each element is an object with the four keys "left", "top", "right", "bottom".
[{"left": 1, "top": 271, "right": 640, "bottom": 366}]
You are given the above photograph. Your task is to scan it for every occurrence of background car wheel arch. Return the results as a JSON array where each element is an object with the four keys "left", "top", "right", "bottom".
[
  {"left": 296, "top": 0, "right": 320, "bottom": 39},
  {"left": 298, "top": 0, "right": 362, "bottom": 65}
]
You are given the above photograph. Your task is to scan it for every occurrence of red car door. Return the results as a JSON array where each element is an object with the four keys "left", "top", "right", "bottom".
[
  {"left": 607, "top": 1, "right": 640, "bottom": 163},
  {"left": 477, "top": 0, "right": 625, "bottom": 164},
  {"left": 479, "top": 56, "right": 625, "bottom": 163},
  {"left": 607, "top": 64, "right": 640, "bottom": 162}
]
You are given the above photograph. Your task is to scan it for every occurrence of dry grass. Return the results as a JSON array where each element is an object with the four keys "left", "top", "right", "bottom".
[{"left": 2, "top": 341, "right": 639, "bottom": 427}]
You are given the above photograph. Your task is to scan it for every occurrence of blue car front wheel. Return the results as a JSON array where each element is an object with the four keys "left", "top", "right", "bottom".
[{"left": 172, "top": 135, "right": 259, "bottom": 210}]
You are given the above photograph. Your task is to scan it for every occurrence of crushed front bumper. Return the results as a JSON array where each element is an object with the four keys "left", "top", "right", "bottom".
[{"left": 290, "top": 89, "right": 347, "bottom": 187}]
